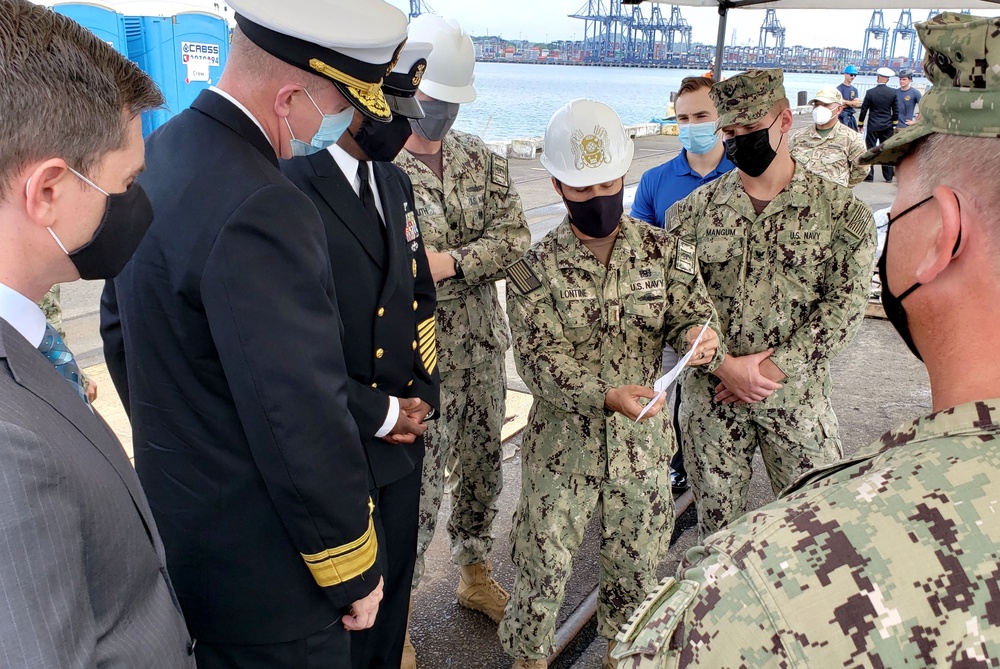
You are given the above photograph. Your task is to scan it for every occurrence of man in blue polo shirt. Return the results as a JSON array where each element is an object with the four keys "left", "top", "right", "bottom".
[
  {"left": 836, "top": 65, "right": 862, "bottom": 130},
  {"left": 631, "top": 75, "right": 734, "bottom": 494},
  {"left": 632, "top": 76, "right": 735, "bottom": 228}
]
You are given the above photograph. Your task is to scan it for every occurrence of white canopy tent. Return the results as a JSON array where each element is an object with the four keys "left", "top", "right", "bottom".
[{"left": 629, "top": 0, "right": 1000, "bottom": 78}]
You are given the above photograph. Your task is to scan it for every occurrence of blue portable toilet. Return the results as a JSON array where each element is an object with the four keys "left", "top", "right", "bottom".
[
  {"left": 51, "top": 2, "right": 129, "bottom": 56},
  {"left": 122, "top": 3, "right": 231, "bottom": 135}
]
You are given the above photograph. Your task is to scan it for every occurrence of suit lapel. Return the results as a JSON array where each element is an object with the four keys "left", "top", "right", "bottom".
[
  {"left": 306, "top": 150, "right": 387, "bottom": 270},
  {"left": 0, "top": 319, "right": 159, "bottom": 545},
  {"left": 374, "top": 163, "right": 408, "bottom": 306}
]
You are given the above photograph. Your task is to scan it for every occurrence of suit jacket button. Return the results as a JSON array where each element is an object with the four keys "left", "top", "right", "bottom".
[
  {"left": 376, "top": 348, "right": 384, "bottom": 359},
  {"left": 377, "top": 307, "right": 385, "bottom": 317},
  {"left": 411, "top": 340, "right": 417, "bottom": 350},
  {"left": 371, "top": 382, "right": 378, "bottom": 389},
  {"left": 412, "top": 301, "right": 418, "bottom": 311}
]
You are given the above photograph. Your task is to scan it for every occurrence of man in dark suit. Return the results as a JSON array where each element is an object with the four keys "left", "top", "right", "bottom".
[
  {"left": 859, "top": 67, "right": 901, "bottom": 182},
  {"left": 100, "top": 1, "right": 408, "bottom": 666},
  {"left": 0, "top": 2, "right": 193, "bottom": 665},
  {"left": 282, "top": 40, "right": 441, "bottom": 669}
]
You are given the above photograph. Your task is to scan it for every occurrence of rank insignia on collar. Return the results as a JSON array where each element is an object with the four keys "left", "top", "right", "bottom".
[{"left": 404, "top": 211, "right": 420, "bottom": 242}]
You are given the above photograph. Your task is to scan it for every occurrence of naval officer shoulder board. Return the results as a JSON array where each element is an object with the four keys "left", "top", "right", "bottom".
[{"left": 506, "top": 258, "right": 542, "bottom": 295}]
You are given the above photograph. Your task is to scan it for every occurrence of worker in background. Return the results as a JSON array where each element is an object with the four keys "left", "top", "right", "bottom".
[
  {"left": 630, "top": 75, "right": 734, "bottom": 495},
  {"left": 836, "top": 65, "right": 861, "bottom": 130},
  {"left": 789, "top": 88, "right": 869, "bottom": 187},
  {"left": 393, "top": 13, "right": 531, "bottom": 663},
  {"left": 859, "top": 66, "right": 901, "bottom": 182},
  {"left": 896, "top": 69, "right": 922, "bottom": 127}
]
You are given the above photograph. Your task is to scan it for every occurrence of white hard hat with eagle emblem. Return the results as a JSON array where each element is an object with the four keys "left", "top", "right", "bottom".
[{"left": 540, "top": 99, "right": 634, "bottom": 188}]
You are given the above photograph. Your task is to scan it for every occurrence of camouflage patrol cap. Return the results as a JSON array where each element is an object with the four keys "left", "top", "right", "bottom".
[
  {"left": 862, "top": 12, "right": 1000, "bottom": 165},
  {"left": 710, "top": 68, "right": 786, "bottom": 129}
]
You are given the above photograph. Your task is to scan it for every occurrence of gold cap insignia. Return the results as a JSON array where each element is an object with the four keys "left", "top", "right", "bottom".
[{"left": 413, "top": 63, "right": 426, "bottom": 87}]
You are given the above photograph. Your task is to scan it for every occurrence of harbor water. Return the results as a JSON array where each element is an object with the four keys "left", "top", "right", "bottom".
[{"left": 453, "top": 62, "right": 928, "bottom": 141}]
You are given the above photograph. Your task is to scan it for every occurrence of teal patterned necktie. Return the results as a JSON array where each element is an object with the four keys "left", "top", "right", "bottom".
[{"left": 38, "top": 323, "right": 89, "bottom": 405}]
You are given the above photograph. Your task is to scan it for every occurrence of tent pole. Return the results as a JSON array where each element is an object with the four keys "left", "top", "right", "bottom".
[{"left": 714, "top": 3, "right": 728, "bottom": 80}]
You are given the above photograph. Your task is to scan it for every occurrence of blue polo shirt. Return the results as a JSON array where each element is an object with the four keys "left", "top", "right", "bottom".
[
  {"left": 630, "top": 149, "right": 735, "bottom": 228},
  {"left": 897, "top": 87, "right": 922, "bottom": 125},
  {"left": 837, "top": 83, "right": 860, "bottom": 117}
]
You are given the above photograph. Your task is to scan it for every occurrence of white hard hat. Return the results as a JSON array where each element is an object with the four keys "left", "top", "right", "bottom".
[
  {"left": 876, "top": 66, "right": 896, "bottom": 78},
  {"left": 407, "top": 14, "right": 476, "bottom": 104},
  {"left": 540, "top": 99, "right": 634, "bottom": 188}
]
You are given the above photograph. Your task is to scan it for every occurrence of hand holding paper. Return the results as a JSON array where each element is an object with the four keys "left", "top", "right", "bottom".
[{"left": 635, "top": 317, "right": 714, "bottom": 423}]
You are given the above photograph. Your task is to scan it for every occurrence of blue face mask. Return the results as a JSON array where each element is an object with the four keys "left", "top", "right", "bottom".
[
  {"left": 285, "top": 89, "right": 354, "bottom": 157},
  {"left": 678, "top": 121, "right": 719, "bottom": 155}
]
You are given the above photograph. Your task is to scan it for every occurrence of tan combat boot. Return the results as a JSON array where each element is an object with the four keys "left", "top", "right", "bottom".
[
  {"left": 457, "top": 560, "right": 509, "bottom": 623},
  {"left": 400, "top": 601, "right": 416, "bottom": 669},
  {"left": 511, "top": 659, "right": 547, "bottom": 669},
  {"left": 603, "top": 639, "right": 619, "bottom": 669}
]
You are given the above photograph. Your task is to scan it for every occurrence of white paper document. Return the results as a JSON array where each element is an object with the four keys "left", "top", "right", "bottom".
[{"left": 634, "top": 317, "right": 713, "bottom": 424}]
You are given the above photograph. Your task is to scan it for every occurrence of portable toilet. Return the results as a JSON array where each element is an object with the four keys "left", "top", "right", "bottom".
[
  {"left": 122, "top": 3, "right": 231, "bottom": 136},
  {"left": 51, "top": 2, "right": 128, "bottom": 56}
]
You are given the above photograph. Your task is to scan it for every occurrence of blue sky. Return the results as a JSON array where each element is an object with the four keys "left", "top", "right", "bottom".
[{"left": 385, "top": 2, "right": 990, "bottom": 51}]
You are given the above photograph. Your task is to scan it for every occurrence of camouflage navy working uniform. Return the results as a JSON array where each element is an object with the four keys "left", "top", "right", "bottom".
[
  {"left": 789, "top": 120, "right": 869, "bottom": 188},
  {"left": 499, "top": 214, "right": 724, "bottom": 659},
  {"left": 395, "top": 130, "right": 530, "bottom": 584},
  {"left": 615, "top": 401, "right": 1000, "bottom": 667},
  {"left": 670, "top": 69, "right": 876, "bottom": 537},
  {"left": 39, "top": 286, "right": 64, "bottom": 337},
  {"left": 615, "top": 13, "right": 1000, "bottom": 667}
]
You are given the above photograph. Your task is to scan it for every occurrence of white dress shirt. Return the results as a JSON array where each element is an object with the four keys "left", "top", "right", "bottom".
[
  {"left": 326, "top": 145, "right": 398, "bottom": 439},
  {"left": 0, "top": 282, "right": 47, "bottom": 348}
]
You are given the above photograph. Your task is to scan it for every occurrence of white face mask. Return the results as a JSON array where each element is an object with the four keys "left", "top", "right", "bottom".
[{"left": 812, "top": 105, "right": 834, "bottom": 126}]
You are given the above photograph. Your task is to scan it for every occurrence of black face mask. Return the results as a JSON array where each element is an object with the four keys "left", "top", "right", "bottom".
[
  {"left": 353, "top": 114, "right": 413, "bottom": 162},
  {"left": 410, "top": 99, "right": 460, "bottom": 141},
  {"left": 726, "top": 115, "right": 781, "bottom": 178},
  {"left": 562, "top": 185, "right": 624, "bottom": 239},
  {"left": 52, "top": 172, "right": 154, "bottom": 280},
  {"left": 878, "top": 195, "right": 959, "bottom": 361}
]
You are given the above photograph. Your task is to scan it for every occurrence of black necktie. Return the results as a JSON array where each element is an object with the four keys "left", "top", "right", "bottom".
[{"left": 357, "top": 161, "right": 381, "bottom": 222}]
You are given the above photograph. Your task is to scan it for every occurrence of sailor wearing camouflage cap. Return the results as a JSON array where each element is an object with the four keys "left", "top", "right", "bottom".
[
  {"left": 657, "top": 67, "right": 876, "bottom": 545},
  {"left": 614, "top": 12, "right": 1000, "bottom": 669}
]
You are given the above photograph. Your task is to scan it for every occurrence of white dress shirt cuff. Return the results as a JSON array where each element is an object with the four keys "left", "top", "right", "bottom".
[{"left": 374, "top": 395, "right": 400, "bottom": 438}]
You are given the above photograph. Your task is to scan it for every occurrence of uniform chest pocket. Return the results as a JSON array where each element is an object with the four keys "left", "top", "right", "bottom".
[
  {"left": 555, "top": 296, "right": 600, "bottom": 342},
  {"left": 461, "top": 190, "right": 486, "bottom": 232},
  {"left": 624, "top": 268, "right": 667, "bottom": 324},
  {"left": 699, "top": 236, "right": 745, "bottom": 264},
  {"left": 776, "top": 236, "right": 832, "bottom": 268}
]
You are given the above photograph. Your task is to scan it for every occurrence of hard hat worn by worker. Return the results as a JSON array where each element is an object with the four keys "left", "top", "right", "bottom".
[
  {"left": 540, "top": 98, "right": 635, "bottom": 188},
  {"left": 541, "top": 99, "right": 635, "bottom": 238},
  {"left": 405, "top": 14, "right": 475, "bottom": 140},
  {"left": 844, "top": 64, "right": 859, "bottom": 75}
]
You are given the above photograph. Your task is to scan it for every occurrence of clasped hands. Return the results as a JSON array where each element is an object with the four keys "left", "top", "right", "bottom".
[
  {"left": 382, "top": 397, "right": 432, "bottom": 445},
  {"left": 604, "top": 325, "right": 719, "bottom": 422},
  {"left": 712, "top": 349, "right": 786, "bottom": 406}
]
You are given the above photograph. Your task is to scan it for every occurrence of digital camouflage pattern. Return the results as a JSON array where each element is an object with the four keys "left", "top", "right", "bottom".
[
  {"left": 668, "top": 166, "right": 876, "bottom": 536},
  {"left": 614, "top": 399, "right": 1000, "bottom": 668},
  {"left": 395, "top": 130, "right": 530, "bottom": 583},
  {"left": 864, "top": 12, "right": 1000, "bottom": 165},
  {"left": 39, "top": 286, "right": 65, "bottom": 338},
  {"left": 499, "top": 215, "right": 723, "bottom": 658},
  {"left": 789, "top": 121, "right": 869, "bottom": 187},
  {"left": 710, "top": 68, "right": 785, "bottom": 129}
]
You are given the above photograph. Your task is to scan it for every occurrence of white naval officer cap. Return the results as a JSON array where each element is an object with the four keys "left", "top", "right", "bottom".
[
  {"left": 876, "top": 66, "right": 896, "bottom": 78},
  {"left": 381, "top": 40, "right": 433, "bottom": 119},
  {"left": 228, "top": 0, "right": 408, "bottom": 121}
]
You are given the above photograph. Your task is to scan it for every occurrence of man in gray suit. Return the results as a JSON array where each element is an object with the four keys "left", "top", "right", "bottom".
[{"left": 0, "top": 2, "right": 194, "bottom": 666}]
